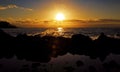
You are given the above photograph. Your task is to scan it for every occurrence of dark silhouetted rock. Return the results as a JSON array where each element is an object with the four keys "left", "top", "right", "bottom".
[
  {"left": 20, "top": 65, "right": 30, "bottom": 72},
  {"left": 103, "top": 60, "right": 120, "bottom": 72},
  {"left": 64, "top": 66, "right": 75, "bottom": 72},
  {"left": 70, "top": 34, "right": 93, "bottom": 55},
  {"left": 0, "top": 21, "right": 17, "bottom": 28},
  {"left": 0, "top": 29, "right": 120, "bottom": 63},
  {"left": 89, "top": 66, "right": 97, "bottom": 72},
  {"left": 76, "top": 60, "right": 84, "bottom": 67},
  {"left": 32, "top": 63, "right": 41, "bottom": 68},
  {"left": 0, "top": 29, "right": 15, "bottom": 59}
]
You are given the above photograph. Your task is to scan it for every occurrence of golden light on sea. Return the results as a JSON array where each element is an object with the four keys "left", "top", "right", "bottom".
[{"left": 57, "top": 27, "right": 63, "bottom": 32}]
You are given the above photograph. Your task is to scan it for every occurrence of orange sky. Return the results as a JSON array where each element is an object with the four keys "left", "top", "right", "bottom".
[{"left": 0, "top": 0, "right": 120, "bottom": 28}]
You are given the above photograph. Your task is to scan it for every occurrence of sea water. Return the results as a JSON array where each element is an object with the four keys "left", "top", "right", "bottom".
[{"left": 2, "top": 28, "right": 120, "bottom": 40}]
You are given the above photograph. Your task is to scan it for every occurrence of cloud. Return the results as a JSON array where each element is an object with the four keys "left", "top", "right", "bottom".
[
  {"left": 0, "top": 6, "right": 7, "bottom": 10},
  {"left": 0, "top": 4, "right": 33, "bottom": 11},
  {"left": 99, "top": 19, "right": 120, "bottom": 22}
]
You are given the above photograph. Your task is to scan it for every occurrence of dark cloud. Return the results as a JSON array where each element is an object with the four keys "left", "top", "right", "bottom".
[
  {"left": 99, "top": 19, "right": 120, "bottom": 22},
  {"left": 0, "top": 4, "right": 32, "bottom": 11}
]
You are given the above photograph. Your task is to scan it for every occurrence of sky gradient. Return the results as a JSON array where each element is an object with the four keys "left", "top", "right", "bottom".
[{"left": 0, "top": 0, "right": 120, "bottom": 28}]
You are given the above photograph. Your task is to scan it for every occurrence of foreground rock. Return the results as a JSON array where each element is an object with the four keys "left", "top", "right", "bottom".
[{"left": 0, "top": 29, "right": 120, "bottom": 62}]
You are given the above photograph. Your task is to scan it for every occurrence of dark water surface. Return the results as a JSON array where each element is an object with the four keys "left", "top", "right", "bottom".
[{"left": 2, "top": 28, "right": 120, "bottom": 39}]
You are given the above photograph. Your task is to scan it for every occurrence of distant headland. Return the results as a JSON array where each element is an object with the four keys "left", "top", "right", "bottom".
[{"left": 0, "top": 21, "right": 17, "bottom": 28}]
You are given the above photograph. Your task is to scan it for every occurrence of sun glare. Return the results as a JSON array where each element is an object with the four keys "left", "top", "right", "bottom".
[
  {"left": 55, "top": 13, "right": 65, "bottom": 21},
  {"left": 57, "top": 27, "right": 63, "bottom": 32},
  {"left": 57, "top": 27, "right": 64, "bottom": 36}
]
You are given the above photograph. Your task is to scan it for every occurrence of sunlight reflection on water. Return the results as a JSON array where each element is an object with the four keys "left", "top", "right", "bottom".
[
  {"left": 40, "top": 27, "right": 74, "bottom": 38},
  {"left": 2, "top": 28, "right": 120, "bottom": 40}
]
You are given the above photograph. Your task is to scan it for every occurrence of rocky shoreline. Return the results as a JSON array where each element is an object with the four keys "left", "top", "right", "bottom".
[{"left": 0, "top": 29, "right": 120, "bottom": 62}]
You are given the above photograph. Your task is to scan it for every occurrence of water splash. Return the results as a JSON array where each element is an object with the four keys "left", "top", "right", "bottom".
[{"left": 40, "top": 27, "right": 65, "bottom": 37}]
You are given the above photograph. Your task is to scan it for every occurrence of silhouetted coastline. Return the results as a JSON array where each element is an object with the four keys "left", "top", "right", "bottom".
[
  {"left": 0, "top": 21, "right": 17, "bottom": 28},
  {"left": 0, "top": 29, "right": 120, "bottom": 63}
]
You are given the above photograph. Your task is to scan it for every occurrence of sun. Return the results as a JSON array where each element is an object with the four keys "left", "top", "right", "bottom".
[{"left": 55, "top": 13, "right": 65, "bottom": 21}]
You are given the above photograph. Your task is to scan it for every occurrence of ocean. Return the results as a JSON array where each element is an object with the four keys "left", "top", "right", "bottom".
[{"left": 2, "top": 28, "right": 120, "bottom": 39}]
